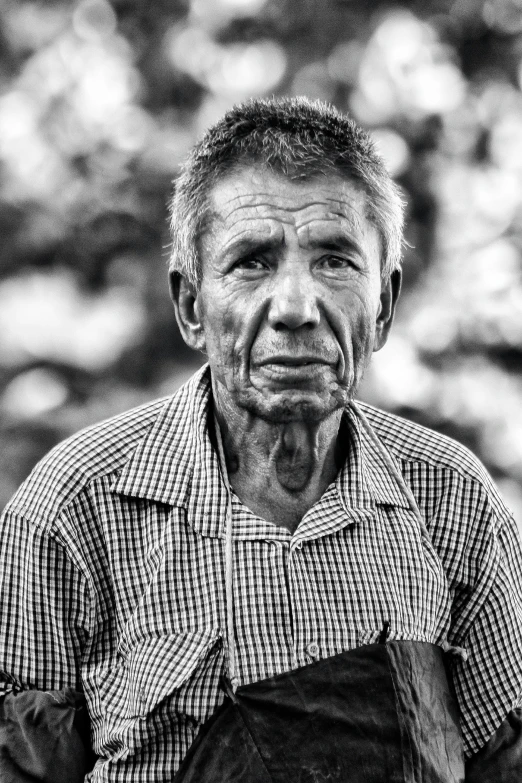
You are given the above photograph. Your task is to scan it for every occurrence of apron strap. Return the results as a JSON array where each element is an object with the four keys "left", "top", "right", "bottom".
[{"left": 214, "top": 416, "right": 239, "bottom": 692}]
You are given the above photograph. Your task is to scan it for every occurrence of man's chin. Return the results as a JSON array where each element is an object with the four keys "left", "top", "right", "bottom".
[{"left": 237, "top": 388, "right": 347, "bottom": 424}]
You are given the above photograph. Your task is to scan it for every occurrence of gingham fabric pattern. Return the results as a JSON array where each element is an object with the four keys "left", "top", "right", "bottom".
[{"left": 1, "top": 364, "right": 521, "bottom": 782}]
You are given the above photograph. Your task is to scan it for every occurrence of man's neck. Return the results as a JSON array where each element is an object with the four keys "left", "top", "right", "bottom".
[{"left": 212, "top": 384, "right": 344, "bottom": 534}]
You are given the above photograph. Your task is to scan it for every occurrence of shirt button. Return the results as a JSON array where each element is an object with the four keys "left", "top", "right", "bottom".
[{"left": 306, "top": 641, "right": 320, "bottom": 659}]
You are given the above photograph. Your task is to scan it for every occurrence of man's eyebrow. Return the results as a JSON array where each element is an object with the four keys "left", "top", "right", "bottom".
[
  {"left": 221, "top": 234, "right": 282, "bottom": 258},
  {"left": 303, "top": 231, "right": 366, "bottom": 256}
]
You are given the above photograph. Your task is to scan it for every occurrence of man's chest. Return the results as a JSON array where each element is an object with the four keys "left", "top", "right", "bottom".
[{"left": 83, "top": 500, "right": 452, "bottom": 758}]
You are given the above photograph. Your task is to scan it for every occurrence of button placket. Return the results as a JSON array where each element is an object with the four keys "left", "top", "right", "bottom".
[
  {"left": 290, "top": 538, "right": 317, "bottom": 667},
  {"left": 275, "top": 537, "right": 298, "bottom": 669}
]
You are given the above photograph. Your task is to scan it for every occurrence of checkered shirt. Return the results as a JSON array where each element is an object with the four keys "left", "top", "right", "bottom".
[{"left": 1, "top": 365, "right": 521, "bottom": 781}]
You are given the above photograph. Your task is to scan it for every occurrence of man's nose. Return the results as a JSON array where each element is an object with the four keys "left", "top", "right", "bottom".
[{"left": 267, "top": 268, "right": 320, "bottom": 330}]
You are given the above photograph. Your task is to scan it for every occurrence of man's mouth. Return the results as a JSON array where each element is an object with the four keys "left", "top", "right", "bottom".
[
  {"left": 251, "top": 356, "right": 336, "bottom": 386},
  {"left": 256, "top": 355, "right": 334, "bottom": 367}
]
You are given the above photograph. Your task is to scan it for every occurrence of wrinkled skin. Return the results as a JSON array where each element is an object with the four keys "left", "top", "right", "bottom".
[{"left": 172, "top": 167, "right": 400, "bottom": 530}]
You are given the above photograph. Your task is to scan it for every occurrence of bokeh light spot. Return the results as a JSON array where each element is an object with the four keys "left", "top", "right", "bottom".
[
  {"left": 371, "top": 128, "right": 411, "bottom": 177},
  {"left": 355, "top": 10, "right": 466, "bottom": 121},
  {"left": 0, "top": 271, "right": 146, "bottom": 371},
  {"left": 212, "top": 40, "right": 286, "bottom": 95},
  {"left": 166, "top": 25, "right": 286, "bottom": 96},
  {"left": 368, "top": 334, "right": 436, "bottom": 408},
  {"left": 215, "top": 0, "right": 267, "bottom": 12},
  {"left": 1, "top": 369, "right": 69, "bottom": 420}
]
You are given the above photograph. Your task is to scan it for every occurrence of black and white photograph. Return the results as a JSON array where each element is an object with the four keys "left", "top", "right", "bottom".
[{"left": 1, "top": 0, "right": 521, "bottom": 780}]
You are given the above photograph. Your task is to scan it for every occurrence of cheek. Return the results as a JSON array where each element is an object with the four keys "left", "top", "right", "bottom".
[
  {"left": 337, "top": 292, "right": 377, "bottom": 348},
  {"left": 201, "top": 300, "right": 243, "bottom": 371},
  {"left": 199, "top": 286, "right": 234, "bottom": 341},
  {"left": 355, "top": 302, "right": 377, "bottom": 344},
  {"left": 220, "top": 308, "right": 237, "bottom": 338}
]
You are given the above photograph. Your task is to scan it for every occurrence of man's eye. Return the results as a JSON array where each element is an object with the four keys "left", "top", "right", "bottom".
[
  {"left": 318, "top": 255, "right": 355, "bottom": 272},
  {"left": 235, "top": 257, "right": 269, "bottom": 273}
]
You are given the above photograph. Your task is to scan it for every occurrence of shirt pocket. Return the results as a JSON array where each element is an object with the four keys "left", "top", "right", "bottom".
[{"left": 98, "top": 628, "right": 222, "bottom": 721}]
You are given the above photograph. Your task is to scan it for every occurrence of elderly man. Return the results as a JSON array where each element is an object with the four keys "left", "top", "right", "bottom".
[{"left": 1, "top": 97, "right": 521, "bottom": 782}]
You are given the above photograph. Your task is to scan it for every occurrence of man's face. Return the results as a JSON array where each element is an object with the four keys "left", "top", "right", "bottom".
[{"left": 175, "top": 166, "right": 399, "bottom": 423}]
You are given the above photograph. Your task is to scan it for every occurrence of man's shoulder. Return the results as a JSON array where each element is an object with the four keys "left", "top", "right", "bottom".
[
  {"left": 358, "top": 401, "right": 493, "bottom": 489},
  {"left": 4, "top": 396, "right": 169, "bottom": 527},
  {"left": 4, "top": 371, "right": 205, "bottom": 529}
]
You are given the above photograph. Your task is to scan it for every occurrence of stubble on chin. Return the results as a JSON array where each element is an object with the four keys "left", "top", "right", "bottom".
[
  {"left": 212, "top": 358, "right": 363, "bottom": 426},
  {"left": 233, "top": 383, "right": 353, "bottom": 425}
]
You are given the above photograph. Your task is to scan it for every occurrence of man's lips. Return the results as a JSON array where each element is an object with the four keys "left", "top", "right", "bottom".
[
  {"left": 255, "top": 355, "right": 335, "bottom": 367},
  {"left": 251, "top": 356, "right": 337, "bottom": 385}
]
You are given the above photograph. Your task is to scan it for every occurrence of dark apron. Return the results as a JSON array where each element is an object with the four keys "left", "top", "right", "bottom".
[{"left": 174, "top": 637, "right": 465, "bottom": 783}]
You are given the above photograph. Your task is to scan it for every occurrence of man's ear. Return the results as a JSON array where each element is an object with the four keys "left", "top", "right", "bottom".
[
  {"left": 373, "top": 268, "right": 402, "bottom": 352},
  {"left": 169, "top": 271, "right": 206, "bottom": 352}
]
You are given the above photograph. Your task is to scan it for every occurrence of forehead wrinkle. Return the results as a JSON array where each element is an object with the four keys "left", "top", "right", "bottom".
[
  {"left": 218, "top": 204, "right": 368, "bottom": 252},
  {"left": 322, "top": 195, "right": 366, "bottom": 218},
  {"left": 222, "top": 223, "right": 273, "bottom": 246},
  {"left": 216, "top": 192, "right": 295, "bottom": 220},
  {"left": 209, "top": 175, "right": 372, "bottom": 243},
  {"left": 220, "top": 188, "right": 335, "bottom": 208},
  {"left": 220, "top": 220, "right": 286, "bottom": 255},
  {"left": 323, "top": 193, "right": 364, "bottom": 208},
  {"left": 221, "top": 206, "right": 298, "bottom": 232},
  {"left": 219, "top": 202, "right": 365, "bottom": 237},
  {"left": 294, "top": 209, "right": 365, "bottom": 237},
  {"left": 217, "top": 190, "right": 359, "bottom": 216},
  {"left": 219, "top": 197, "right": 329, "bottom": 221}
]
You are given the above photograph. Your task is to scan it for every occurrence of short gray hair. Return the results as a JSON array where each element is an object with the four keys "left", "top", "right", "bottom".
[{"left": 169, "top": 96, "right": 405, "bottom": 289}]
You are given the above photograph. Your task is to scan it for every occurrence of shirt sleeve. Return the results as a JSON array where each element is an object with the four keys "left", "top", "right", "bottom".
[
  {"left": 452, "top": 512, "right": 522, "bottom": 758},
  {"left": 0, "top": 509, "right": 91, "bottom": 694}
]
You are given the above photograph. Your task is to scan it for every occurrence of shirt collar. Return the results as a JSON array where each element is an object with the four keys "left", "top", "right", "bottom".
[
  {"left": 338, "top": 404, "right": 410, "bottom": 512},
  {"left": 112, "top": 365, "right": 410, "bottom": 538},
  {"left": 112, "top": 365, "right": 225, "bottom": 520}
]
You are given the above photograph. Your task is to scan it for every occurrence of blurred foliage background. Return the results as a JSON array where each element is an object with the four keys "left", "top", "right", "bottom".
[{"left": 1, "top": 0, "right": 522, "bottom": 526}]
